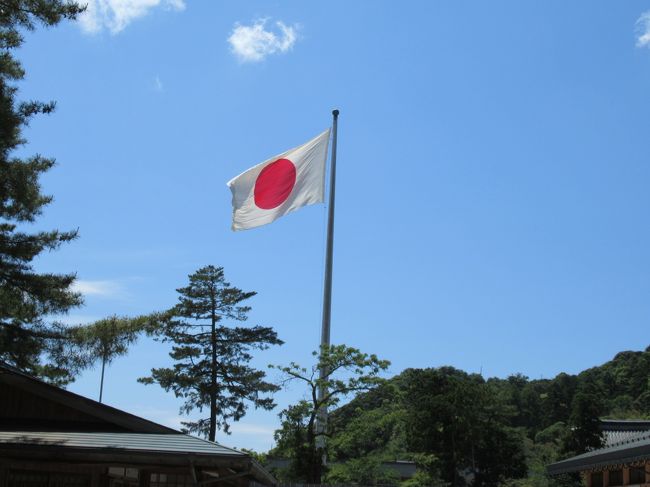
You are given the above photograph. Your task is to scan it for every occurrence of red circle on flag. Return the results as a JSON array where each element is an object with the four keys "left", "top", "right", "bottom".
[{"left": 254, "top": 158, "right": 297, "bottom": 209}]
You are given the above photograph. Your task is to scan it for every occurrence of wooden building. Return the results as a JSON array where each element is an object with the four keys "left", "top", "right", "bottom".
[
  {"left": 547, "top": 420, "right": 650, "bottom": 487},
  {"left": 0, "top": 362, "right": 275, "bottom": 487}
]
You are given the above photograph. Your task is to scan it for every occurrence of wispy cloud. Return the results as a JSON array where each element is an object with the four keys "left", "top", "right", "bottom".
[
  {"left": 72, "top": 279, "right": 123, "bottom": 297},
  {"left": 78, "top": 0, "right": 186, "bottom": 35},
  {"left": 133, "top": 406, "right": 185, "bottom": 430},
  {"left": 153, "top": 75, "right": 164, "bottom": 92},
  {"left": 636, "top": 11, "right": 650, "bottom": 48},
  {"left": 228, "top": 19, "right": 298, "bottom": 63},
  {"left": 56, "top": 314, "right": 103, "bottom": 326},
  {"left": 230, "top": 423, "right": 276, "bottom": 436}
]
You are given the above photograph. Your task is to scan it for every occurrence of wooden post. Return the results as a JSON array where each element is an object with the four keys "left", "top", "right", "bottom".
[{"left": 139, "top": 469, "right": 150, "bottom": 487}]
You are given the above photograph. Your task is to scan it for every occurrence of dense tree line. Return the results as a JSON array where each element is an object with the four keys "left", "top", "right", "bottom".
[{"left": 269, "top": 346, "right": 650, "bottom": 487}]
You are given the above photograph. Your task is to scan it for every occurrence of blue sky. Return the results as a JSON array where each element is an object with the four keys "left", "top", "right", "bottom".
[{"left": 17, "top": 1, "right": 650, "bottom": 451}]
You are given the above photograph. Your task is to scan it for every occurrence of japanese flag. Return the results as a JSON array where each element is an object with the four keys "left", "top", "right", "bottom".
[{"left": 227, "top": 129, "right": 331, "bottom": 231}]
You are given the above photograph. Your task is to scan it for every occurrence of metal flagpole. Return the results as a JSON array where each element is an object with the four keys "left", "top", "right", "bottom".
[{"left": 316, "top": 109, "right": 339, "bottom": 454}]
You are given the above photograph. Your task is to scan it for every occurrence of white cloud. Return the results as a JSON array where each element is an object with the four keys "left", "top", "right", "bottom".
[
  {"left": 636, "top": 11, "right": 650, "bottom": 48},
  {"left": 228, "top": 19, "right": 298, "bottom": 63},
  {"left": 78, "top": 0, "right": 186, "bottom": 35},
  {"left": 72, "top": 279, "right": 123, "bottom": 297}
]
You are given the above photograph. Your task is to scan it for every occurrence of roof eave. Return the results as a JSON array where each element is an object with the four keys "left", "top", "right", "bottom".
[
  {"left": 547, "top": 444, "right": 650, "bottom": 475},
  {"left": 0, "top": 367, "right": 177, "bottom": 434}
]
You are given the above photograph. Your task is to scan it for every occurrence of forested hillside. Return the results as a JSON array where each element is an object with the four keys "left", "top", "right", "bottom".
[{"left": 269, "top": 346, "right": 650, "bottom": 487}]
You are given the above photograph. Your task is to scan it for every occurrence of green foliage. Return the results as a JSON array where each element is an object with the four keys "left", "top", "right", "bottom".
[
  {"left": 580, "top": 349, "right": 650, "bottom": 416},
  {"left": 325, "top": 386, "right": 409, "bottom": 486},
  {"left": 402, "top": 368, "right": 527, "bottom": 487},
  {"left": 139, "top": 265, "right": 283, "bottom": 441},
  {"left": 67, "top": 314, "right": 157, "bottom": 367},
  {"left": 515, "top": 426, "right": 566, "bottom": 487},
  {"left": 0, "top": 0, "right": 85, "bottom": 384},
  {"left": 560, "top": 385, "right": 605, "bottom": 457},
  {"left": 325, "top": 456, "right": 400, "bottom": 486},
  {"left": 270, "top": 401, "right": 315, "bottom": 482},
  {"left": 330, "top": 398, "right": 407, "bottom": 461},
  {"left": 271, "top": 344, "right": 390, "bottom": 483},
  {"left": 55, "top": 314, "right": 159, "bottom": 400},
  {"left": 400, "top": 454, "right": 448, "bottom": 487}
]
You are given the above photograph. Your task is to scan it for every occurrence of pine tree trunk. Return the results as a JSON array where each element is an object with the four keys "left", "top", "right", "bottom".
[{"left": 209, "top": 297, "right": 218, "bottom": 442}]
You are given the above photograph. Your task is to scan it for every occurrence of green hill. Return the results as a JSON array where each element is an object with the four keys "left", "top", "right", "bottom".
[{"left": 270, "top": 346, "right": 650, "bottom": 487}]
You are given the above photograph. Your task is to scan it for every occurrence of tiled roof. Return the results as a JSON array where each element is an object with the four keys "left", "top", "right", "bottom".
[
  {"left": 547, "top": 431, "right": 650, "bottom": 475},
  {"left": 604, "top": 429, "right": 650, "bottom": 446},
  {"left": 0, "top": 431, "right": 246, "bottom": 456},
  {"left": 601, "top": 420, "right": 650, "bottom": 446}
]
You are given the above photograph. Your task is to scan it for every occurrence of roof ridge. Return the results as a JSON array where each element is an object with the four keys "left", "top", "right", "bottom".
[
  {"left": 602, "top": 430, "right": 650, "bottom": 449},
  {"left": 601, "top": 419, "right": 650, "bottom": 423}
]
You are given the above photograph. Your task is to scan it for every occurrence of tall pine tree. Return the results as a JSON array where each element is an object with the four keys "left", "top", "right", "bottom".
[
  {"left": 140, "top": 265, "right": 283, "bottom": 441},
  {"left": 0, "top": 0, "right": 85, "bottom": 384}
]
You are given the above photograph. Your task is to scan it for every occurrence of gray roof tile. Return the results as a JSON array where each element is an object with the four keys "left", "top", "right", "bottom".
[{"left": 0, "top": 431, "right": 246, "bottom": 456}]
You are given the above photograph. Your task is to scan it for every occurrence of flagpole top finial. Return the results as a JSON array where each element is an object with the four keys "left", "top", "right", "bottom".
[{"left": 332, "top": 109, "right": 339, "bottom": 118}]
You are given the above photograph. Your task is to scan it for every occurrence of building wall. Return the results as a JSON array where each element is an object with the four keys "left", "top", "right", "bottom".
[
  {"left": 585, "top": 461, "right": 650, "bottom": 487},
  {"left": 0, "top": 461, "right": 199, "bottom": 487}
]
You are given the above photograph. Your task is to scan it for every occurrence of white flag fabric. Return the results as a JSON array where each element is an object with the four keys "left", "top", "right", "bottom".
[{"left": 227, "top": 129, "right": 331, "bottom": 231}]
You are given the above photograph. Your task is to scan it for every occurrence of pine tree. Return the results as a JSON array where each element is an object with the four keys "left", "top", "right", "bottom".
[
  {"left": 271, "top": 344, "right": 390, "bottom": 483},
  {"left": 0, "top": 0, "right": 85, "bottom": 384},
  {"left": 139, "top": 265, "right": 283, "bottom": 441}
]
